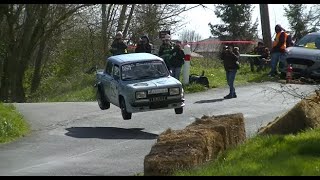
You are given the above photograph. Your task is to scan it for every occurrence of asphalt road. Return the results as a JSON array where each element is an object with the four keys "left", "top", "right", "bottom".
[{"left": 0, "top": 82, "right": 317, "bottom": 176}]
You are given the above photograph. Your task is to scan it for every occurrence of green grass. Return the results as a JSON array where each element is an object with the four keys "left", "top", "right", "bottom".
[
  {"left": 183, "top": 58, "right": 272, "bottom": 94},
  {"left": 175, "top": 128, "right": 320, "bottom": 176},
  {"left": 0, "top": 103, "right": 30, "bottom": 144},
  {"left": 30, "top": 57, "right": 274, "bottom": 101},
  {"left": 30, "top": 73, "right": 96, "bottom": 102}
]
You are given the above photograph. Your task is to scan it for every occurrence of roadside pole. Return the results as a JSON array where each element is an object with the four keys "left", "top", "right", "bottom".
[{"left": 183, "top": 43, "right": 191, "bottom": 85}]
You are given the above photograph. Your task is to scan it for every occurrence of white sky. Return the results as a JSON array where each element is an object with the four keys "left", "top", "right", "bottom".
[{"left": 172, "top": 4, "right": 312, "bottom": 40}]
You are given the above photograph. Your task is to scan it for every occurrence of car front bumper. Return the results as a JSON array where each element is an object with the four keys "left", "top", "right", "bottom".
[
  {"left": 127, "top": 95, "right": 185, "bottom": 113},
  {"left": 279, "top": 58, "right": 320, "bottom": 78}
]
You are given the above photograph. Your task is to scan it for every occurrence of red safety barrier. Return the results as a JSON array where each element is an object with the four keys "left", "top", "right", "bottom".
[
  {"left": 127, "top": 40, "right": 256, "bottom": 49},
  {"left": 185, "top": 40, "right": 256, "bottom": 45}
]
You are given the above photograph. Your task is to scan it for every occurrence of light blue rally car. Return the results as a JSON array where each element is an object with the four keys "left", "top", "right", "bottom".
[{"left": 95, "top": 53, "right": 185, "bottom": 120}]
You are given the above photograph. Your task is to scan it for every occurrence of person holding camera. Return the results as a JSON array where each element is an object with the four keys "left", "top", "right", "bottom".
[
  {"left": 169, "top": 40, "right": 185, "bottom": 80},
  {"left": 221, "top": 45, "right": 239, "bottom": 99}
]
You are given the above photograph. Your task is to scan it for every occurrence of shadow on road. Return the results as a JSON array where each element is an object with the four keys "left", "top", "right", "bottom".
[
  {"left": 65, "top": 127, "right": 158, "bottom": 140},
  {"left": 194, "top": 98, "right": 225, "bottom": 104}
]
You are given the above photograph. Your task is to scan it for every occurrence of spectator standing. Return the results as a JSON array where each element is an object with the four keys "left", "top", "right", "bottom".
[
  {"left": 250, "top": 42, "right": 271, "bottom": 72},
  {"left": 169, "top": 40, "right": 185, "bottom": 80},
  {"left": 158, "top": 34, "right": 173, "bottom": 69},
  {"left": 268, "top": 24, "right": 288, "bottom": 77},
  {"left": 135, "top": 35, "right": 152, "bottom": 53},
  {"left": 221, "top": 46, "right": 239, "bottom": 99},
  {"left": 110, "top": 31, "right": 128, "bottom": 56}
]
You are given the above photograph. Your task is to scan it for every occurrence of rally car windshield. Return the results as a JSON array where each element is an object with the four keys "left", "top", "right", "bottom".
[{"left": 121, "top": 60, "right": 169, "bottom": 81}]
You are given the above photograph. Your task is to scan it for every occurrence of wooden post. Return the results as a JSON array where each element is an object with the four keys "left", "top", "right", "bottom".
[{"left": 259, "top": 4, "right": 272, "bottom": 49}]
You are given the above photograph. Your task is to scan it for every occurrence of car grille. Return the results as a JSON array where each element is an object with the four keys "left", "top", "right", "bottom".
[
  {"left": 286, "top": 58, "right": 315, "bottom": 66},
  {"left": 147, "top": 92, "right": 168, "bottom": 98}
]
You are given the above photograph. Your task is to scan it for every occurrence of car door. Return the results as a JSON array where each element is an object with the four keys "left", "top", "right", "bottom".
[
  {"left": 109, "top": 64, "right": 120, "bottom": 106},
  {"left": 102, "top": 60, "right": 113, "bottom": 102}
]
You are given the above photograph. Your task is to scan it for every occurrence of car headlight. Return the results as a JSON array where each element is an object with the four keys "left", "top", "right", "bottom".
[
  {"left": 169, "top": 87, "right": 180, "bottom": 95},
  {"left": 284, "top": 49, "right": 291, "bottom": 56},
  {"left": 135, "top": 91, "right": 147, "bottom": 99}
]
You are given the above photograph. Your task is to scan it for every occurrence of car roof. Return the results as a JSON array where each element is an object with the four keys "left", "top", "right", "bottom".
[
  {"left": 107, "top": 53, "right": 163, "bottom": 64},
  {"left": 306, "top": 32, "right": 320, "bottom": 36}
]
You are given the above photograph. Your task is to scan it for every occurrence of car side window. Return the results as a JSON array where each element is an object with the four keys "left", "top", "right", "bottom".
[
  {"left": 113, "top": 65, "right": 120, "bottom": 80},
  {"left": 105, "top": 61, "right": 113, "bottom": 75}
]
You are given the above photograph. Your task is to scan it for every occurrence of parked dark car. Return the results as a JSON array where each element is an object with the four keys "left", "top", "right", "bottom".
[
  {"left": 279, "top": 32, "right": 320, "bottom": 79},
  {"left": 95, "top": 53, "right": 185, "bottom": 120}
]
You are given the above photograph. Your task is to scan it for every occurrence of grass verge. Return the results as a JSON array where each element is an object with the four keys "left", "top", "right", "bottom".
[
  {"left": 175, "top": 128, "right": 320, "bottom": 176},
  {"left": 0, "top": 103, "right": 30, "bottom": 144}
]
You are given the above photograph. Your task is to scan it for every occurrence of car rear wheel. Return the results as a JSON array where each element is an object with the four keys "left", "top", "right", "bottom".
[
  {"left": 97, "top": 89, "right": 110, "bottom": 110},
  {"left": 120, "top": 98, "right": 132, "bottom": 120},
  {"left": 174, "top": 107, "right": 183, "bottom": 114}
]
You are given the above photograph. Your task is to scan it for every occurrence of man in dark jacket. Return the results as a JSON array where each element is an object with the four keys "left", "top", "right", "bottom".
[
  {"left": 169, "top": 41, "right": 185, "bottom": 80},
  {"left": 135, "top": 35, "right": 152, "bottom": 53},
  {"left": 158, "top": 34, "right": 173, "bottom": 69},
  {"left": 221, "top": 46, "right": 239, "bottom": 99},
  {"left": 110, "top": 31, "right": 128, "bottom": 56}
]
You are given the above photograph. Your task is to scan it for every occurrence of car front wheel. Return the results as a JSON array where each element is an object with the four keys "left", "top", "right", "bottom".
[
  {"left": 120, "top": 98, "right": 132, "bottom": 120},
  {"left": 174, "top": 107, "right": 183, "bottom": 114},
  {"left": 97, "top": 89, "right": 110, "bottom": 110}
]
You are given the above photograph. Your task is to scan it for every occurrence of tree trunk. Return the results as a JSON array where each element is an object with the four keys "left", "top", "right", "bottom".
[
  {"left": 0, "top": 5, "right": 20, "bottom": 102},
  {"left": 102, "top": 4, "right": 107, "bottom": 57},
  {"left": 14, "top": 65, "right": 26, "bottom": 103},
  {"left": 106, "top": 5, "right": 118, "bottom": 54},
  {"left": 30, "top": 39, "right": 46, "bottom": 94},
  {"left": 116, "top": 4, "right": 128, "bottom": 32},
  {"left": 0, "top": 56, "right": 9, "bottom": 102},
  {"left": 108, "top": 5, "right": 118, "bottom": 36},
  {"left": 104, "top": 4, "right": 114, "bottom": 56},
  {"left": 123, "top": 4, "right": 135, "bottom": 39},
  {"left": 11, "top": 5, "right": 40, "bottom": 102},
  {"left": 260, "top": 4, "right": 272, "bottom": 49},
  {"left": 30, "top": 4, "right": 49, "bottom": 94}
]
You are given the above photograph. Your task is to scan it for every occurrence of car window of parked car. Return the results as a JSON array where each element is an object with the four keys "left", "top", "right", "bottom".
[
  {"left": 295, "top": 34, "right": 320, "bottom": 49},
  {"left": 105, "top": 60, "right": 113, "bottom": 75}
]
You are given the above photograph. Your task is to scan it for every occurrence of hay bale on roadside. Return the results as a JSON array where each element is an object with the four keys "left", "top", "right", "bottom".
[
  {"left": 144, "top": 113, "right": 246, "bottom": 176},
  {"left": 258, "top": 93, "right": 320, "bottom": 135},
  {"left": 187, "top": 113, "right": 246, "bottom": 149},
  {"left": 144, "top": 128, "right": 223, "bottom": 176}
]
